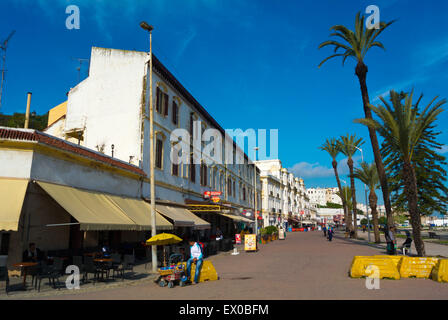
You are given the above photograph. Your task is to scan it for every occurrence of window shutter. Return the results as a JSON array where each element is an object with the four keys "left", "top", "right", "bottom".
[
  {"left": 156, "top": 139, "right": 163, "bottom": 169},
  {"left": 164, "top": 93, "right": 169, "bottom": 116},
  {"left": 155, "top": 87, "right": 161, "bottom": 113},
  {"left": 172, "top": 101, "right": 178, "bottom": 125}
]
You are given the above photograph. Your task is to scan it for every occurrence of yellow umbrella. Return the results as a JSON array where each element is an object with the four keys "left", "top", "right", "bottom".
[{"left": 146, "top": 233, "right": 183, "bottom": 266}]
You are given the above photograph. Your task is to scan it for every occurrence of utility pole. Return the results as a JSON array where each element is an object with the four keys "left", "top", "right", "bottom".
[
  {"left": 253, "top": 147, "right": 259, "bottom": 243},
  {"left": 0, "top": 30, "right": 16, "bottom": 112},
  {"left": 354, "top": 146, "right": 371, "bottom": 243},
  {"left": 140, "top": 21, "right": 157, "bottom": 273}
]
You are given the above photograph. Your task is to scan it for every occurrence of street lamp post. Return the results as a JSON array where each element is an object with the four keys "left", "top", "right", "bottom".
[
  {"left": 253, "top": 147, "right": 259, "bottom": 243},
  {"left": 140, "top": 21, "right": 158, "bottom": 272},
  {"left": 354, "top": 146, "right": 371, "bottom": 243}
]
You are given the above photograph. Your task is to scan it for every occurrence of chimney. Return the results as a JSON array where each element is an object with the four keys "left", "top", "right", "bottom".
[{"left": 24, "top": 92, "right": 32, "bottom": 129}]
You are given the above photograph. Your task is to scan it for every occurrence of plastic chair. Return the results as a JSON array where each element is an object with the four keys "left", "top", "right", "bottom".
[{"left": 0, "top": 266, "right": 9, "bottom": 295}]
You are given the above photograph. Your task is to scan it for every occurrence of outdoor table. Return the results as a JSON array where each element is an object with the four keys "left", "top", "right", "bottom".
[
  {"left": 13, "top": 262, "right": 38, "bottom": 287},
  {"left": 93, "top": 258, "right": 113, "bottom": 281},
  {"left": 93, "top": 258, "right": 113, "bottom": 263}
]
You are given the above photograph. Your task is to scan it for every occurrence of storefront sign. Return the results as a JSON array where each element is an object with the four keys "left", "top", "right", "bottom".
[
  {"left": 235, "top": 234, "right": 241, "bottom": 245},
  {"left": 203, "top": 191, "right": 222, "bottom": 199},
  {"left": 244, "top": 234, "right": 257, "bottom": 251}
]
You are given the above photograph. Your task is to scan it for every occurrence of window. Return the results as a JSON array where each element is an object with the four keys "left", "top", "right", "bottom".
[
  {"left": 155, "top": 138, "right": 163, "bottom": 169},
  {"left": 227, "top": 177, "right": 232, "bottom": 196},
  {"left": 190, "top": 154, "right": 196, "bottom": 183},
  {"left": 156, "top": 87, "right": 169, "bottom": 116},
  {"left": 172, "top": 101, "right": 179, "bottom": 125},
  {"left": 172, "top": 163, "right": 179, "bottom": 176},
  {"left": 233, "top": 181, "right": 236, "bottom": 197},
  {"left": 243, "top": 186, "right": 246, "bottom": 201},
  {"left": 200, "top": 162, "right": 207, "bottom": 186}
]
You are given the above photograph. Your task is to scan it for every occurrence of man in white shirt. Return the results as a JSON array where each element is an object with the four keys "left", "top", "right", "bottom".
[{"left": 186, "top": 240, "right": 203, "bottom": 284}]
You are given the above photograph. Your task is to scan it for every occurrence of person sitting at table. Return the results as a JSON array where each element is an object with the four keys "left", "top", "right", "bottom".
[
  {"left": 101, "top": 240, "right": 111, "bottom": 258},
  {"left": 185, "top": 239, "right": 204, "bottom": 284},
  {"left": 22, "top": 243, "right": 44, "bottom": 262}
]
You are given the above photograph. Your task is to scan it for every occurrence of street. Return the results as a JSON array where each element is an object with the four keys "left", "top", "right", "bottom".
[{"left": 28, "top": 231, "right": 448, "bottom": 300}]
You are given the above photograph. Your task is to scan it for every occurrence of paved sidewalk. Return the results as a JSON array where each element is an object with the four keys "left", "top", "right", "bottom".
[
  {"left": 350, "top": 231, "right": 448, "bottom": 257},
  {"left": 13, "top": 231, "right": 448, "bottom": 300}
]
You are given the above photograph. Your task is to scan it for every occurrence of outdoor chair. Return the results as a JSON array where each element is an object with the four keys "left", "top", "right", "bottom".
[
  {"left": 0, "top": 266, "right": 9, "bottom": 295},
  {"left": 110, "top": 253, "right": 123, "bottom": 279},
  {"left": 34, "top": 260, "right": 56, "bottom": 292},
  {"left": 72, "top": 256, "right": 84, "bottom": 274},
  {"left": 48, "top": 257, "right": 64, "bottom": 289},
  {"left": 120, "top": 254, "right": 135, "bottom": 280},
  {"left": 83, "top": 256, "right": 102, "bottom": 285}
]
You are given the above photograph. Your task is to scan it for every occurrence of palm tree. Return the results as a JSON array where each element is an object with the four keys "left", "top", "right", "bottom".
[
  {"left": 319, "top": 138, "right": 350, "bottom": 228},
  {"left": 318, "top": 12, "right": 395, "bottom": 228},
  {"left": 338, "top": 134, "right": 364, "bottom": 238},
  {"left": 337, "top": 186, "right": 353, "bottom": 222},
  {"left": 353, "top": 162, "right": 381, "bottom": 243},
  {"left": 355, "top": 90, "right": 446, "bottom": 256}
]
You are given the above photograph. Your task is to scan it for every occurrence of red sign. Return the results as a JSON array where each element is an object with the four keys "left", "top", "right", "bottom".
[
  {"left": 203, "top": 191, "right": 222, "bottom": 199},
  {"left": 235, "top": 234, "right": 241, "bottom": 245}
]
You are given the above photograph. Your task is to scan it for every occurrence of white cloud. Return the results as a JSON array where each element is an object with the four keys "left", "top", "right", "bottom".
[
  {"left": 289, "top": 155, "right": 363, "bottom": 179},
  {"left": 440, "top": 145, "right": 448, "bottom": 154}
]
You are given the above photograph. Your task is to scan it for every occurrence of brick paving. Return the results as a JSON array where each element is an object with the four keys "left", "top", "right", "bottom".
[{"left": 5, "top": 231, "right": 448, "bottom": 300}]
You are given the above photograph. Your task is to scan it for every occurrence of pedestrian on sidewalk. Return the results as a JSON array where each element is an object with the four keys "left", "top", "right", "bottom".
[
  {"left": 322, "top": 225, "right": 327, "bottom": 237},
  {"left": 385, "top": 226, "right": 397, "bottom": 255},
  {"left": 327, "top": 226, "right": 333, "bottom": 242}
]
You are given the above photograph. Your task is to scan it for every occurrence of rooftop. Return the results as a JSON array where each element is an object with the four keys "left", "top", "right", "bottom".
[{"left": 0, "top": 127, "right": 146, "bottom": 176}]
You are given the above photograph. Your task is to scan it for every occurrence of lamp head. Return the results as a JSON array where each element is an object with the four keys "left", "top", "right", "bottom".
[{"left": 140, "top": 22, "right": 153, "bottom": 32}]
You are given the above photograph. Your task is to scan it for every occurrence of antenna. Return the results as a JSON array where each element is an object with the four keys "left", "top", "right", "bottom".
[
  {"left": 72, "top": 58, "right": 89, "bottom": 84},
  {"left": 0, "top": 30, "right": 16, "bottom": 112}
]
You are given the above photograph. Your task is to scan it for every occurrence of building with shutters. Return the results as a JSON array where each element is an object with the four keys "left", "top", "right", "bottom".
[
  {"left": 254, "top": 159, "right": 312, "bottom": 228},
  {"left": 44, "top": 47, "right": 261, "bottom": 239}
]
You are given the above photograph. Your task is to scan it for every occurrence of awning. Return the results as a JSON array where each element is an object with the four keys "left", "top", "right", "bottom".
[
  {"left": 37, "top": 181, "right": 140, "bottom": 231},
  {"left": 220, "top": 213, "right": 254, "bottom": 224},
  {"left": 156, "top": 205, "right": 210, "bottom": 229},
  {"left": 106, "top": 195, "right": 173, "bottom": 231},
  {"left": 0, "top": 179, "right": 29, "bottom": 231}
]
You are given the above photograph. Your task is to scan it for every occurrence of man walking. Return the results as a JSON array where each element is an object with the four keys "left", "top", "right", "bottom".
[{"left": 322, "top": 225, "right": 327, "bottom": 238}]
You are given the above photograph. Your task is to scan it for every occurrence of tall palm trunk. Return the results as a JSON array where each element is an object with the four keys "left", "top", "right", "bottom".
[
  {"left": 332, "top": 160, "right": 349, "bottom": 228},
  {"left": 369, "top": 190, "right": 380, "bottom": 243},
  {"left": 348, "top": 158, "right": 358, "bottom": 238},
  {"left": 355, "top": 61, "right": 393, "bottom": 228},
  {"left": 403, "top": 161, "right": 425, "bottom": 256}
]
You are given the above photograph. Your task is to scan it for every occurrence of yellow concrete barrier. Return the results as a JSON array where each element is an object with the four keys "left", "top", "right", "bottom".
[
  {"left": 181, "top": 260, "right": 219, "bottom": 283},
  {"left": 431, "top": 259, "right": 448, "bottom": 283},
  {"left": 350, "top": 256, "right": 400, "bottom": 280},
  {"left": 398, "top": 257, "right": 439, "bottom": 279},
  {"left": 373, "top": 255, "right": 403, "bottom": 268}
]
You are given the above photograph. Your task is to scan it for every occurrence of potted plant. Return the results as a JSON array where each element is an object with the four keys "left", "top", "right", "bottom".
[{"left": 260, "top": 228, "right": 269, "bottom": 244}]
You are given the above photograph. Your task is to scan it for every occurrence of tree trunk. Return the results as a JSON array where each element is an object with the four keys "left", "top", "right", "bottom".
[
  {"left": 348, "top": 158, "right": 358, "bottom": 238},
  {"left": 403, "top": 161, "right": 425, "bottom": 256},
  {"left": 369, "top": 189, "right": 380, "bottom": 243},
  {"left": 332, "top": 160, "right": 348, "bottom": 229},
  {"left": 355, "top": 61, "right": 394, "bottom": 228}
]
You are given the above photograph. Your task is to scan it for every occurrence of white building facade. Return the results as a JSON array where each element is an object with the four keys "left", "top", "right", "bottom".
[
  {"left": 254, "top": 160, "right": 312, "bottom": 227},
  {"left": 45, "top": 47, "right": 261, "bottom": 234}
]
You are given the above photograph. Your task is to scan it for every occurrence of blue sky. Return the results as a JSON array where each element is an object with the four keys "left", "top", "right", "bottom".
[{"left": 1, "top": 0, "right": 447, "bottom": 205}]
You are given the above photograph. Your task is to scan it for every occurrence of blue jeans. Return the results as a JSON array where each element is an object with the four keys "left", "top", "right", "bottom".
[{"left": 186, "top": 258, "right": 203, "bottom": 283}]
